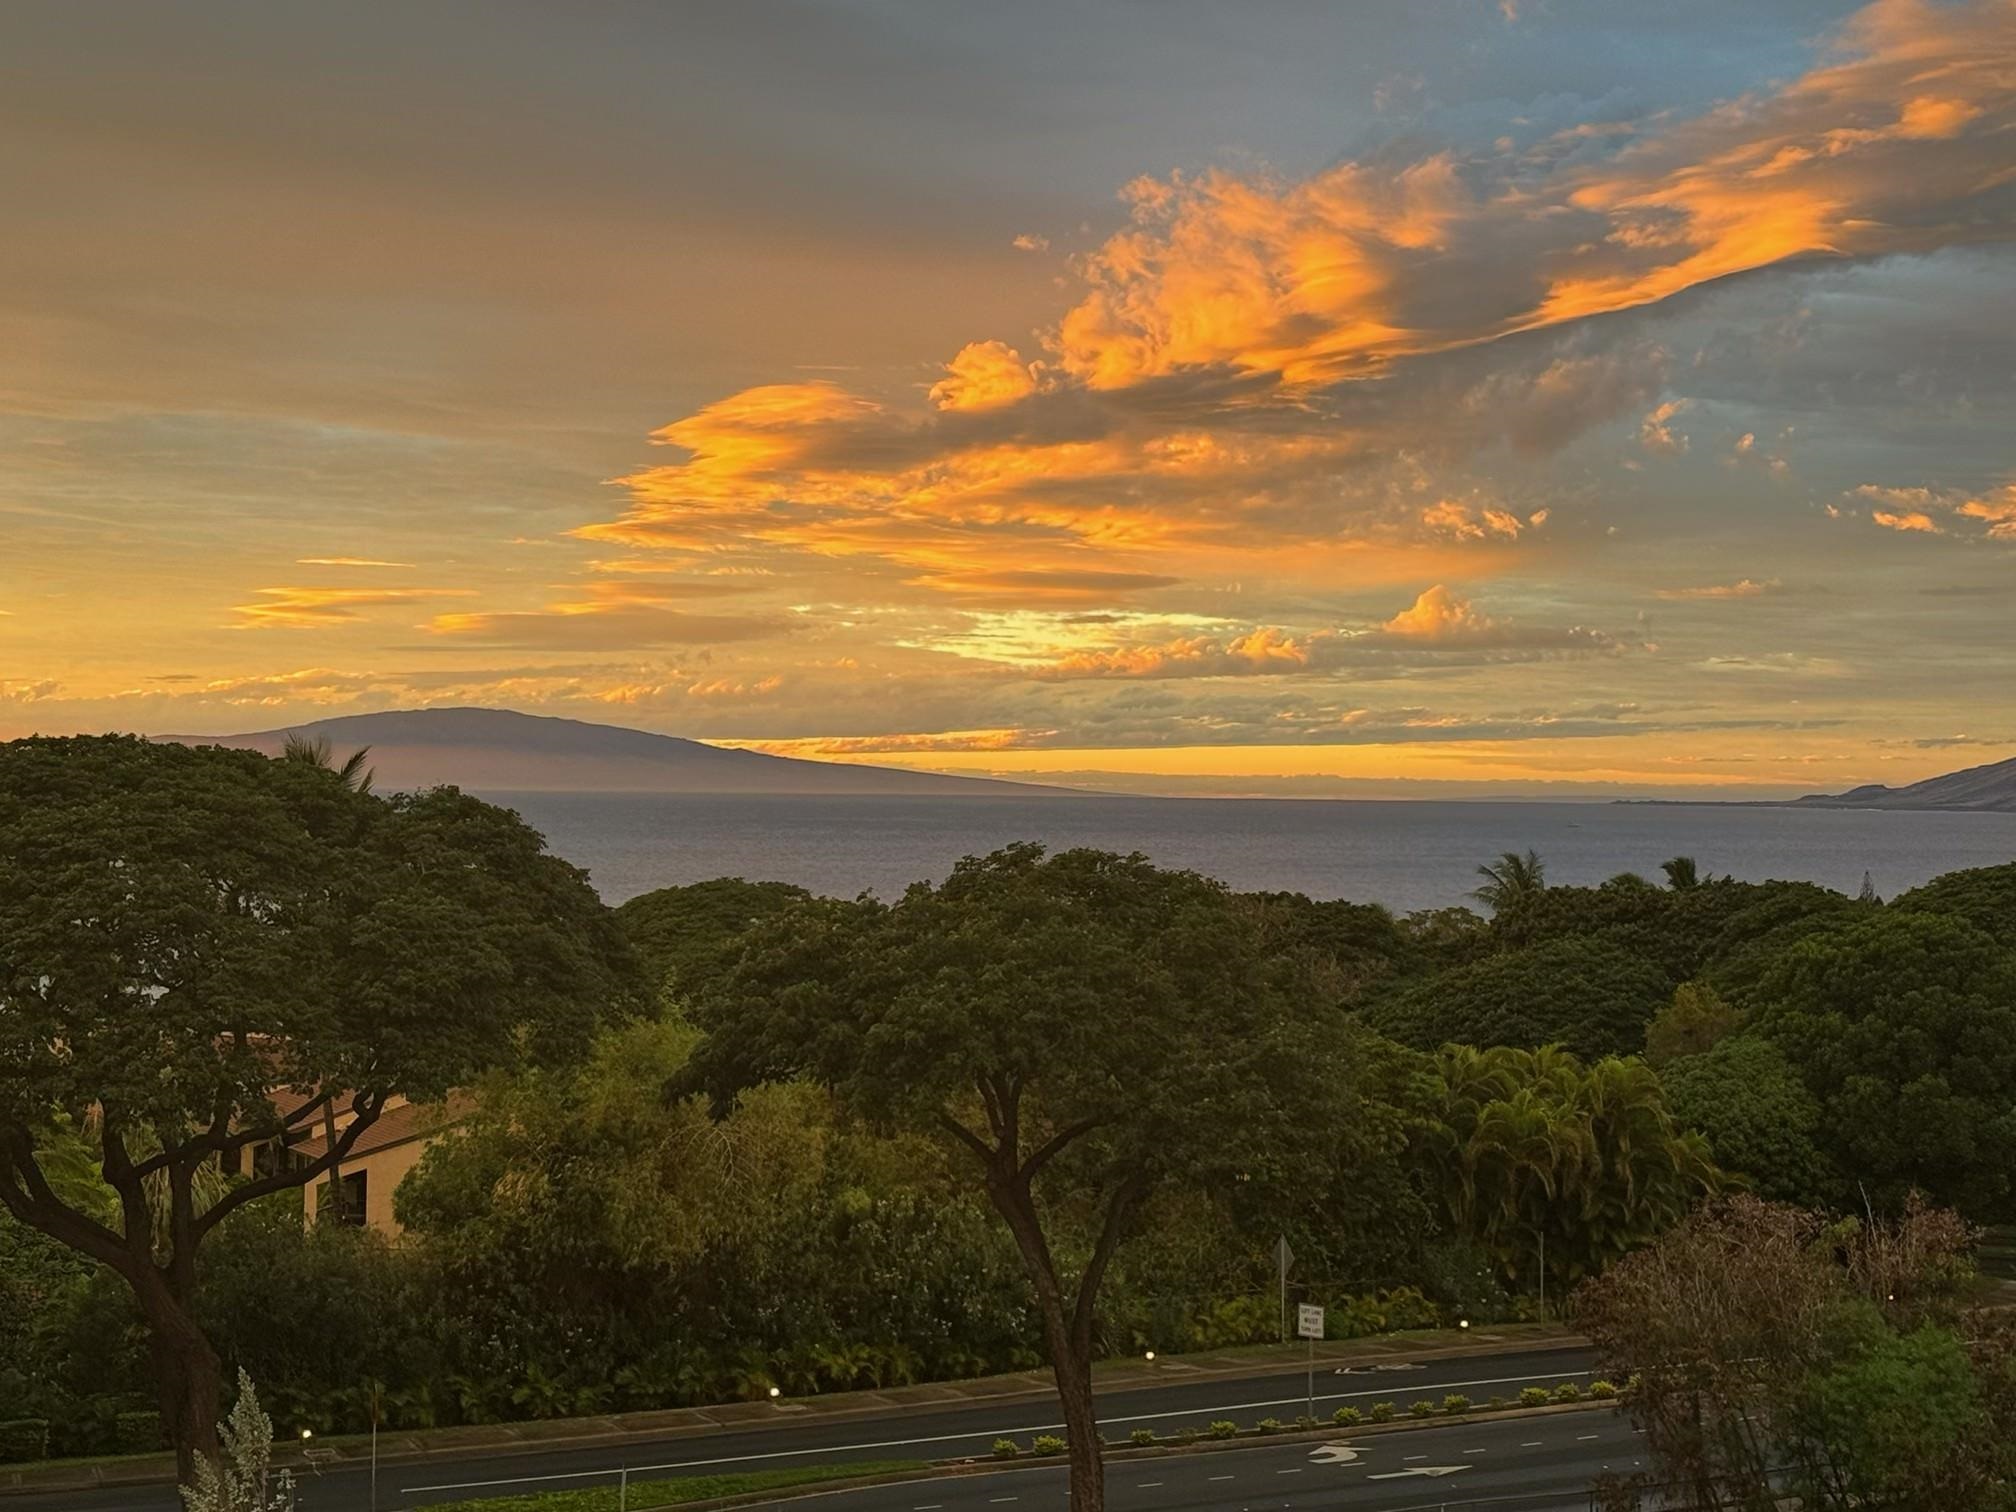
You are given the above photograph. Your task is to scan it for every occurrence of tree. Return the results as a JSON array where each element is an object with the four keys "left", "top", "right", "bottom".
[
  {"left": 1748, "top": 910, "right": 2016, "bottom": 1219},
  {"left": 615, "top": 878, "right": 811, "bottom": 1003},
  {"left": 278, "top": 733, "right": 373, "bottom": 795},
  {"left": 1471, "top": 849, "right": 1546, "bottom": 921},
  {"left": 1642, "top": 982, "right": 1741, "bottom": 1066},
  {"left": 1659, "top": 1035, "right": 1832, "bottom": 1207},
  {"left": 1421, "top": 1046, "right": 1715, "bottom": 1299},
  {"left": 677, "top": 845, "right": 1343, "bottom": 1512},
  {"left": 1578, "top": 1195, "right": 2008, "bottom": 1512},
  {"left": 1363, "top": 933, "right": 1672, "bottom": 1060},
  {"left": 180, "top": 1371, "right": 294, "bottom": 1512},
  {"left": 1892, "top": 861, "right": 2016, "bottom": 948},
  {"left": 0, "top": 735, "right": 641, "bottom": 1476},
  {"left": 1660, "top": 856, "right": 1702, "bottom": 890}
]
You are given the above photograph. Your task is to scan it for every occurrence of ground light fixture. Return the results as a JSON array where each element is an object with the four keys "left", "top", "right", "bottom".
[{"left": 768, "top": 1386, "right": 781, "bottom": 1399}]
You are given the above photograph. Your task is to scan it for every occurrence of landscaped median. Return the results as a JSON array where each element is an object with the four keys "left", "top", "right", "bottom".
[{"left": 422, "top": 1380, "right": 1622, "bottom": 1512}]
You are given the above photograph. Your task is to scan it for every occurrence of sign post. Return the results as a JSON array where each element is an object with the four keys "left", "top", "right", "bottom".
[
  {"left": 1275, "top": 1236, "right": 1294, "bottom": 1342},
  {"left": 1297, "top": 1303, "right": 1325, "bottom": 1421}
]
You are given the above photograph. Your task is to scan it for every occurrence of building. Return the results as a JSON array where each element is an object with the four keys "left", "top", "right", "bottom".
[{"left": 232, "top": 1089, "right": 467, "bottom": 1236}]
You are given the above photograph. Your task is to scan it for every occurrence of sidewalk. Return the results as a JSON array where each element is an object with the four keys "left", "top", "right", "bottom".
[{"left": 0, "top": 1322, "right": 1583, "bottom": 1495}]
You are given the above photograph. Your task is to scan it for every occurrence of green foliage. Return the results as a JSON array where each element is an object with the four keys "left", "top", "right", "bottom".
[
  {"left": 991, "top": 1439, "right": 1018, "bottom": 1459},
  {"left": 1128, "top": 1427, "right": 1156, "bottom": 1446},
  {"left": 1552, "top": 1382, "right": 1582, "bottom": 1402},
  {"left": 114, "top": 1411, "right": 163, "bottom": 1454},
  {"left": 1254, "top": 1417, "right": 1283, "bottom": 1435},
  {"left": 1421, "top": 1046, "right": 1717, "bottom": 1294},
  {"left": 1368, "top": 1402, "right": 1395, "bottom": 1422},
  {"left": 1892, "top": 862, "right": 2016, "bottom": 948},
  {"left": 1803, "top": 1326, "right": 1983, "bottom": 1505},
  {"left": 615, "top": 879, "right": 811, "bottom": 1005},
  {"left": 1660, "top": 1035, "right": 1832, "bottom": 1206},
  {"left": 1588, "top": 1379, "right": 1617, "bottom": 1399},
  {"left": 1442, "top": 1394, "right": 1471, "bottom": 1414},
  {"left": 1366, "top": 935, "right": 1672, "bottom": 1060},
  {"left": 0, "top": 1419, "right": 49, "bottom": 1464},
  {"left": 178, "top": 1372, "right": 293, "bottom": 1512},
  {"left": 1749, "top": 910, "right": 2016, "bottom": 1217},
  {"left": 1643, "top": 983, "right": 1741, "bottom": 1066},
  {"left": 1518, "top": 1386, "right": 1550, "bottom": 1406},
  {"left": 1209, "top": 1419, "right": 1238, "bottom": 1438},
  {"left": 1409, "top": 1399, "right": 1436, "bottom": 1417},
  {"left": 1030, "top": 1434, "right": 1066, "bottom": 1455},
  {"left": 1331, "top": 1405, "right": 1361, "bottom": 1426}
]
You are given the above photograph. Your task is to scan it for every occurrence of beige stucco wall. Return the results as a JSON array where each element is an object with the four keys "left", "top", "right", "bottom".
[{"left": 302, "top": 1134, "right": 433, "bottom": 1236}]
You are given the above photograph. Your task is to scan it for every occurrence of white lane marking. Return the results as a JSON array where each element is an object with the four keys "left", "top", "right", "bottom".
[
  {"left": 401, "top": 1365, "right": 1596, "bottom": 1493},
  {"left": 914, "top": 1505, "right": 942, "bottom": 1510},
  {"left": 1276, "top": 1467, "right": 1302, "bottom": 1474},
  {"left": 1578, "top": 1433, "right": 1600, "bottom": 1441},
  {"left": 1464, "top": 1448, "right": 1487, "bottom": 1455},
  {"left": 1403, "top": 1453, "right": 1427, "bottom": 1461},
  {"left": 1136, "top": 1483, "right": 1163, "bottom": 1489},
  {"left": 1208, "top": 1474, "right": 1234, "bottom": 1481},
  {"left": 989, "top": 1499, "right": 1018, "bottom": 1505},
  {"left": 1521, "top": 1440, "right": 1543, "bottom": 1447}
]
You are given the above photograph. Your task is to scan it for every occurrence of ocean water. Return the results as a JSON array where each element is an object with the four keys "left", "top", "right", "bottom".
[{"left": 485, "top": 792, "right": 2016, "bottom": 913}]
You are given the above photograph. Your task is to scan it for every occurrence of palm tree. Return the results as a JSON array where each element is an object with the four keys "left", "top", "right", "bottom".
[
  {"left": 1471, "top": 849, "right": 1547, "bottom": 917},
  {"left": 281, "top": 732, "right": 374, "bottom": 794},
  {"left": 1660, "top": 856, "right": 1701, "bottom": 890}
]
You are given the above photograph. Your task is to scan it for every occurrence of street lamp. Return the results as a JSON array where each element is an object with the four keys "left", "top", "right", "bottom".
[
  {"left": 299, "top": 1428, "right": 314, "bottom": 1441},
  {"left": 768, "top": 1386, "right": 781, "bottom": 1400},
  {"left": 1144, "top": 1351, "right": 1155, "bottom": 1362}
]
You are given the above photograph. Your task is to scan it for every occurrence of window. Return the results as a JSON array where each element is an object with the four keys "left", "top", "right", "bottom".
[{"left": 317, "top": 1170, "right": 367, "bottom": 1227}]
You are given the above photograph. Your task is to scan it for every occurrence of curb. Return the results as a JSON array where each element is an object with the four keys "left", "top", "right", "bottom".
[{"left": 0, "top": 1329, "right": 1586, "bottom": 1497}]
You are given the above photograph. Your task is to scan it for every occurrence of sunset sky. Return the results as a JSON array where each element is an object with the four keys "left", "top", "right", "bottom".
[{"left": 4, "top": 0, "right": 2013, "bottom": 796}]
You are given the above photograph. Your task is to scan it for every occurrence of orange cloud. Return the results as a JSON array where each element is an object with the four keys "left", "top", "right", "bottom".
[
  {"left": 232, "top": 586, "right": 471, "bottom": 629},
  {"left": 930, "top": 340, "right": 1040, "bottom": 412},
  {"left": 1656, "top": 578, "right": 1782, "bottom": 600},
  {"left": 1381, "top": 584, "right": 1495, "bottom": 641},
  {"left": 1872, "top": 509, "right": 1941, "bottom": 533},
  {"left": 1854, "top": 478, "right": 2016, "bottom": 539}
]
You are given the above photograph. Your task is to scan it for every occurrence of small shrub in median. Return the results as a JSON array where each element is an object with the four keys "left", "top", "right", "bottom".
[
  {"left": 1031, "top": 1434, "right": 1067, "bottom": 1456},
  {"left": 1442, "top": 1394, "right": 1472, "bottom": 1415},
  {"left": 1129, "top": 1428, "right": 1157, "bottom": 1447},
  {"left": 1173, "top": 1426, "right": 1201, "bottom": 1444},
  {"left": 1409, "top": 1400, "right": 1436, "bottom": 1418},
  {"left": 1254, "top": 1417, "right": 1284, "bottom": 1435},
  {"left": 1293, "top": 1415, "right": 1319, "bottom": 1432},
  {"left": 1589, "top": 1379, "right": 1618, "bottom": 1399},
  {"left": 991, "top": 1438, "right": 1019, "bottom": 1459},
  {"left": 1553, "top": 1382, "right": 1584, "bottom": 1403},
  {"left": 1332, "top": 1405, "right": 1362, "bottom": 1427},
  {"left": 1368, "top": 1401, "right": 1396, "bottom": 1422},
  {"left": 0, "top": 1419, "right": 50, "bottom": 1464},
  {"left": 1209, "top": 1419, "right": 1239, "bottom": 1439},
  {"left": 1486, "top": 1395, "right": 1508, "bottom": 1410},
  {"left": 1519, "top": 1386, "right": 1551, "bottom": 1407}
]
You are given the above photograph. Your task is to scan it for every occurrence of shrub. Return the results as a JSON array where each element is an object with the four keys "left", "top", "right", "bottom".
[
  {"left": 112, "top": 1411, "right": 162, "bottom": 1454},
  {"left": 991, "top": 1438, "right": 1019, "bottom": 1459},
  {"left": 1293, "top": 1415, "right": 1319, "bottom": 1431},
  {"left": 1173, "top": 1426, "right": 1201, "bottom": 1444},
  {"left": 0, "top": 1420, "right": 50, "bottom": 1464},
  {"left": 1487, "top": 1396, "right": 1509, "bottom": 1410},
  {"left": 1031, "top": 1434, "right": 1066, "bottom": 1456},
  {"left": 1209, "top": 1419, "right": 1238, "bottom": 1439},
  {"left": 1442, "top": 1394, "right": 1472, "bottom": 1415},
  {"left": 1553, "top": 1382, "right": 1583, "bottom": 1403},
  {"left": 1254, "top": 1417, "right": 1284, "bottom": 1435},
  {"left": 1409, "top": 1400, "right": 1436, "bottom": 1418},
  {"left": 1332, "top": 1405, "right": 1362, "bottom": 1427},
  {"left": 1519, "top": 1386, "right": 1551, "bottom": 1407},
  {"left": 1368, "top": 1401, "right": 1395, "bottom": 1422},
  {"left": 1589, "top": 1379, "right": 1617, "bottom": 1399},
  {"left": 1129, "top": 1427, "right": 1157, "bottom": 1446}
]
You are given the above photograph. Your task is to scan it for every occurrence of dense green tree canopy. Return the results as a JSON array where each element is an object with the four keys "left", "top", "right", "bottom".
[
  {"left": 1749, "top": 910, "right": 2016, "bottom": 1218},
  {"left": 616, "top": 878, "right": 812, "bottom": 1003},
  {"left": 0, "top": 735, "right": 641, "bottom": 1472},
  {"left": 1364, "top": 933, "right": 1672, "bottom": 1059},
  {"left": 1892, "top": 862, "right": 2016, "bottom": 948},
  {"left": 1659, "top": 1035, "right": 1832, "bottom": 1207}
]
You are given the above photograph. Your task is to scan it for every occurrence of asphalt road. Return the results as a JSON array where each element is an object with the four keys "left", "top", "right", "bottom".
[
  {"left": 12, "top": 1346, "right": 1601, "bottom": 1512},
  {"left": 780, "top": 1411, "right": 1646, "bottom": 1512}
]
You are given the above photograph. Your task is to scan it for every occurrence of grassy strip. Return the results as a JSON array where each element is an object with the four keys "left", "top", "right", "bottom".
[{"left": 428, "top": 1461, "right": 928, "bottom": 1512}]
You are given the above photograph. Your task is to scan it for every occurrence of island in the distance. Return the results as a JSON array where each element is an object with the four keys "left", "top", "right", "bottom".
[
  {"left": 156, "top": 706, "right": 1075, "bottom": 797},
  {"left": 1624, "top": 752, "right": 2016, "bottom": 813}
]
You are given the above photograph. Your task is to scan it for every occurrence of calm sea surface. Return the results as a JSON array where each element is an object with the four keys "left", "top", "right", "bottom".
[{"left": 483, "top": 792, "right": 2016, "bottom": 913}]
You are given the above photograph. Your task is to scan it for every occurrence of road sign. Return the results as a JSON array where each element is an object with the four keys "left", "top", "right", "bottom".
[{"left": 1297, "top": 1302, "right": 1325, "bottom": 1340}]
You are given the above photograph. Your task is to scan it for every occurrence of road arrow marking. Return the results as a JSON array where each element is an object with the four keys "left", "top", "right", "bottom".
[
  {"left": 1307, "top": 1444, "right": 1362, "bottom": 1465},
  {"left": 1369, "top": 1465, "right": 1473, "bottom": 1480}
]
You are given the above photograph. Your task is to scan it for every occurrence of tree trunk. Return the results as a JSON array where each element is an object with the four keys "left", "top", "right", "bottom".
[
  {"left": 985, "top": 1175, "right": 1107, "bottom": 1512},
  {"left": 133, "top": 1268, "right": 223, "bottom": 1482},
  {"left": 1039, "top": 1314, "right": 1105, "bottom": 1512}
]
